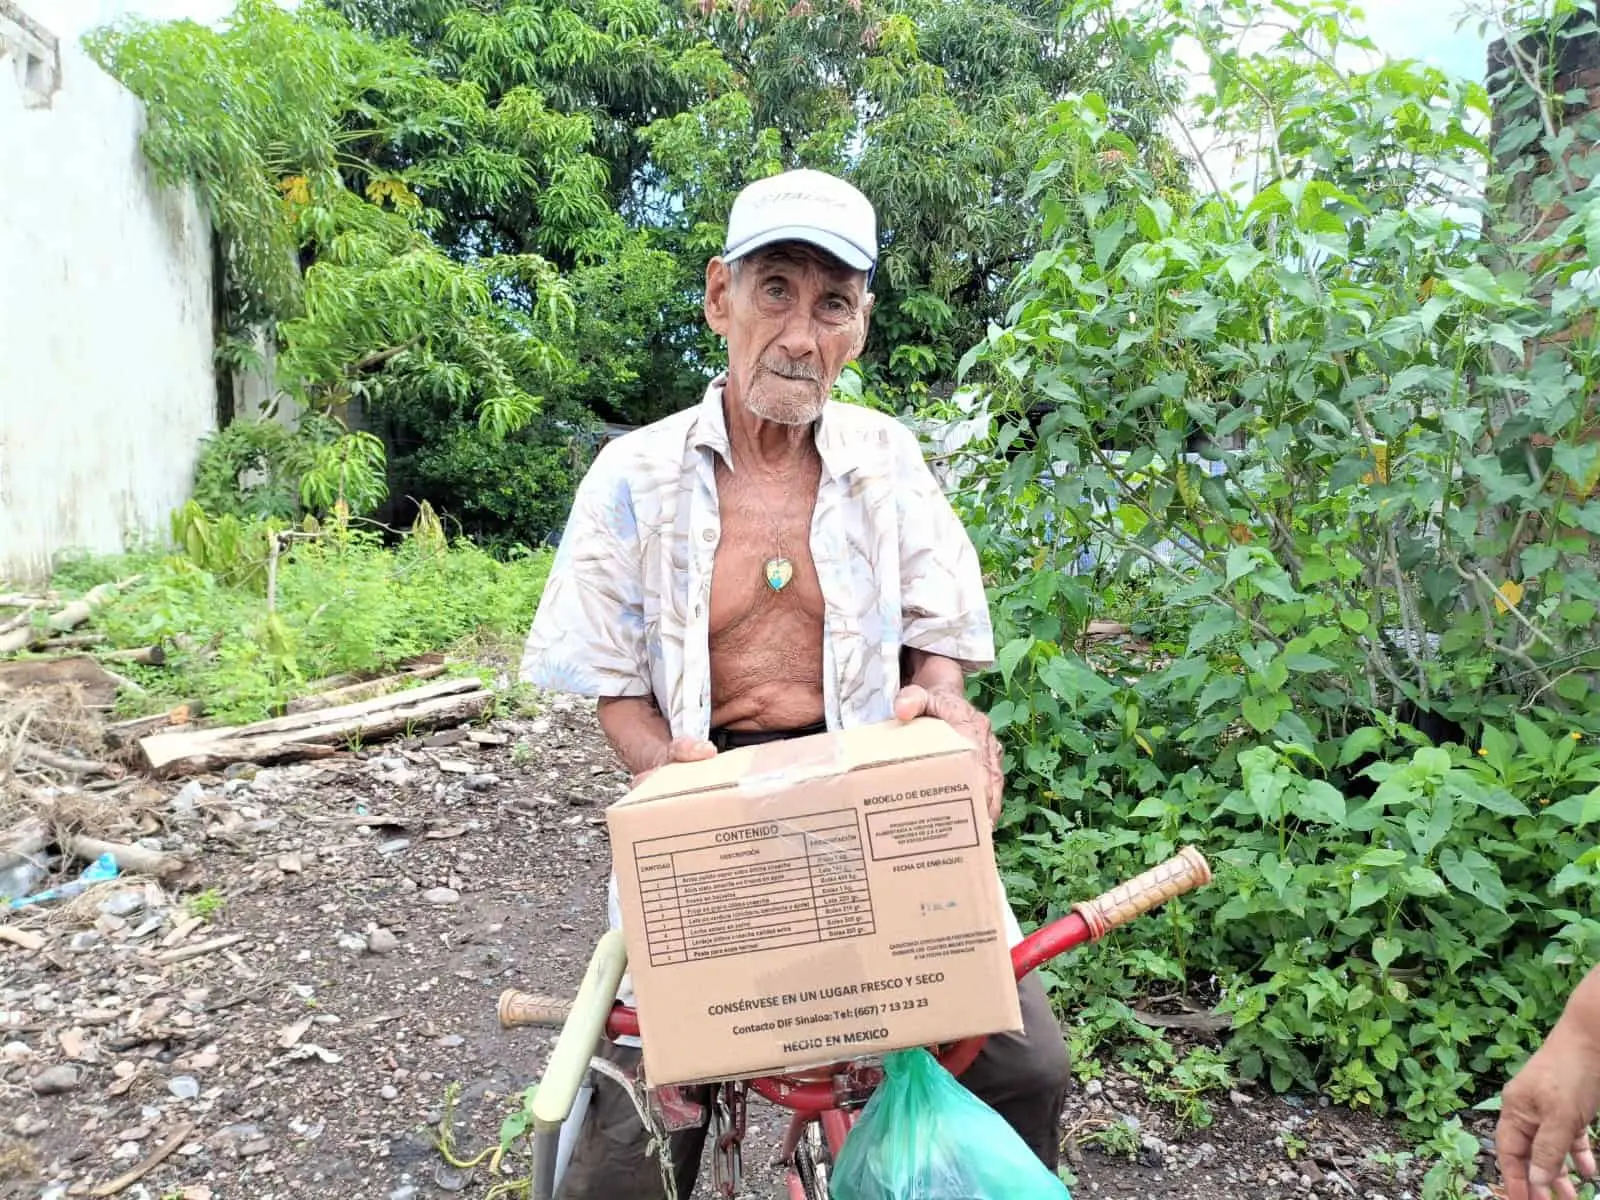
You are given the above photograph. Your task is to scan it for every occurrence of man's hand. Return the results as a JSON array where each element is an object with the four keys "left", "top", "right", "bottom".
[
  {"left": 630, "top": 736, "right": 718, "bottom": 787},
  {"left": 1496, "top": 1024, "right": 1600, "bottom": 1200},
  {"left": 893, "top": 683, "right": 1004, "bottom": 823}
]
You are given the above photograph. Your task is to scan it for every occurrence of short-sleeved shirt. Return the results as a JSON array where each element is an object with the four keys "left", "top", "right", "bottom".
[
  {"left": 519, "top": 375, "right": 1019, "bottom": 1026},
  {"left": 520, "top": 375, "right": 997, "bottom": 733}
]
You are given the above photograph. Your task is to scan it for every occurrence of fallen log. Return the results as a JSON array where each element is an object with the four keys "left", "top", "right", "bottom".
[
  {"left": 0, "top": 606, "right": 40, "bottom": 636},
  {"left": 0, "top": 579, "right": 141, "bottom": 655},
  {"left": 46, "top": 577, "right": 141, "bottom": 634},
  {"left": 43, "top": 633, "right": 107, "bottom": 649},
  {"left": 138, "top": 678, "right": 489, "bottom": 776},
  {"left": 284, "top": 664, "right": 447, "bottom": 714}
]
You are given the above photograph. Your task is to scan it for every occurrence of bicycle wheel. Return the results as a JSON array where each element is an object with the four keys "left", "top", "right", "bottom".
[{"left": 794, "top": 1121, "right": 830, "bottom": 1200}]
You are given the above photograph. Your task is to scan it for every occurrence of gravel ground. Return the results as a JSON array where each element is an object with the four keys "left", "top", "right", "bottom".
[{"left": 0, "top": 692, "right": 1498, "bottom": 1200}]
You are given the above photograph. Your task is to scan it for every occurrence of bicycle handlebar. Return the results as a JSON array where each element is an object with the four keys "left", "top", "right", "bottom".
[{"left": 500, "top": 845, "right": 1213, "bottom": 1111}]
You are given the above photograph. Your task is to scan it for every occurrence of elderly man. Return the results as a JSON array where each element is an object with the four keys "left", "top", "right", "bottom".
[{"left": 520, "top": 167, "right": 1071, "bottom": 1198}]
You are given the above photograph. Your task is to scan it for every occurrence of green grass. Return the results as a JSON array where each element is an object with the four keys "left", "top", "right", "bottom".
[{"left": 33, "top": 520, "right": 553, "bottom": 725}]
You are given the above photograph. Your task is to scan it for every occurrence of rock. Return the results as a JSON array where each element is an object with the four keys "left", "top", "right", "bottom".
[
  {"left": 1140, "top": 1134, "right": 1166, "bottom": 1166},
  {"left": 367, "top": 929, "right": 399, "bottom": 955},
  {"left": 240, "top": 1136, "right": 271, "bottom": 1157},
  {"left": 337, "top": 933, "right": 368, "bottom": 953},
  {"left": 278, "top": 852, "right": 303, "bottom": 873},
  {"left": 98, "top": 889, "right": 145, "bottom": 918},
  {"left": 390, "top": 1186, "right": 418, "bottom": 1200},
  {"left": 380, "top": 1084, "right": 399, "bottom": 1101},
  {"left": 169, "top": 1075, "right": 201, "bottom": 1101},
  {"left": 1084, "top": 1078, "right": 1104, "bottom": 1096},
  {"left": 171, "top": 780, "right": 206, "bottom": 815},
  {"left": 378, "top": 838, "right": 411, "bottom": 855},
  {"left": 464, "top": 774, "right": 500, "bottom": 791},
  {"left": 423, "top": 887, "right": 460, "bottom": 906},
  {"left": 69, "top": 931, "right": 102, "bottom": 952},
  {"left": 3, "top": 1041, "right": 33, "bottom": 1064},
  {"left": 30, "top": 1065, "right": 81, "bottom": 1095},
  {"left": 32, "top": 993, "right": 56, "bottom": 1014},
  {"left": 437, "top": 1034, "right": 464, "bottom": 1048},
  {"left": 13, "top": 1114, "right": 48, "bottom": 1137},
  {"left": 1230, "top": 1089, "right": 1252, "bottom": 1106}
]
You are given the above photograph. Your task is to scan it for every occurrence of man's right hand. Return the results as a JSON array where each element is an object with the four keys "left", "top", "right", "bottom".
[
  {"left": 1496, "top": 1022, "right": 1600, "bottom": 1200},
  {"left": 631, "top": 737, "right": 718, "bottom": 787}
]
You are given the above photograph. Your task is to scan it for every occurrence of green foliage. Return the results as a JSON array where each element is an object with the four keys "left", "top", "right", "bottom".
[
  {"left": 939, "top": 0, "right": 1600, "bottom": 1131},
  {"left": 47, "top": 508, "right": 551, "bottom": 724},
  {"left": 86, "top": 0, "right": 590, "bottom": 532},
  {"left": 93, "top": 0, "right": 1178, "bottom": 539}
]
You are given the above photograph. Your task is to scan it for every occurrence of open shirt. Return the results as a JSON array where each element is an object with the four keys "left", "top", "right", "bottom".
[{"left": 519, "top": 376, "right": 1022, "bottom": 1030}]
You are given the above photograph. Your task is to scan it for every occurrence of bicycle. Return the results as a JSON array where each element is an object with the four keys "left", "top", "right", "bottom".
[{"left": 496, "top": 844, "right": 1213, "bottom": 1200}]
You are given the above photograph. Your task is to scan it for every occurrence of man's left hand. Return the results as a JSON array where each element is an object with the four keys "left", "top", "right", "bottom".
[{"left": 893, "top": 683, "right": 1004, "bottom": 823}]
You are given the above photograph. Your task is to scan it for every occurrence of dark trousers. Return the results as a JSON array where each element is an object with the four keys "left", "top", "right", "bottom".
[
  {"left": 554, "top": 969, "right": 1072, "bottom": 1199},
  {"left": 556, "top": 721, "right": 1071, "bottom": 1197}
]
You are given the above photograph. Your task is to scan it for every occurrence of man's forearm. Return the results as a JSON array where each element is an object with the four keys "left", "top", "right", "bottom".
[
  {"left": 1553, "top": 964, "right": 1600, "bottom": 1049},
  {"left": 596, "top": 695, "right": 673, "bottom": 778},
  {"left": 903, "top": 647, "right": 968, "bottom": 696}
]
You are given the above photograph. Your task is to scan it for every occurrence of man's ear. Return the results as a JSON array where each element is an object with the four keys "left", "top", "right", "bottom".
[
  {"left": 704, "top": 257, "right": 733, "bottom": 337},
  {"left": 849, "top": 291, "right": 875, "bottom": 360}
]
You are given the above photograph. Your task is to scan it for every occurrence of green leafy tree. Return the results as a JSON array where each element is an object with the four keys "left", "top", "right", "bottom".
[
  {"left": 87, "top": 0, "right": 597, "bottom": 539},
  {"left": 326, "top": 0, "right": 1185, "bottom": 419},
  {"left": 939, "top": 0, "right": 1600, "bottom": 1132}
]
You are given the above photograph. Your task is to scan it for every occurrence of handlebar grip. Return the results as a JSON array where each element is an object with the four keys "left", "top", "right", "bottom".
[
  {"left": 1071, "top": 845, "right": 1212, "bottom": 939},
  {"left": 499, "top": 990, "right": 575, "bottom": 1029}
]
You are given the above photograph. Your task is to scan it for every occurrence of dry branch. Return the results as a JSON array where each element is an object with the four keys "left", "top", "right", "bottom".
[
  {"left": 284, "top": 664, "right": 447, "bottom": 714},
  {"left": 19, "top": 744, "right": 116, "bottom": 777},
  {"left": 154, "top": 932, "right": 247, "bottom": 965},
  {"left": 101, "top": 644, "right": 166, "bottom": 666},
  {"left": 89, "top": 1119, "right": 193, "bottom": 1197}
]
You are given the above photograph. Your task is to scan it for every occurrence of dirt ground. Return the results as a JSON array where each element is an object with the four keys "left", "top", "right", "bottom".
[{"left": 0, "top": 692, "right": 1496, "bottom": 1200}]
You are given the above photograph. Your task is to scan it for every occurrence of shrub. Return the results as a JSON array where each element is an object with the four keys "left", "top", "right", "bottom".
[{"left": 934, "top": 0, "right": 1600, "bottom": 1128}]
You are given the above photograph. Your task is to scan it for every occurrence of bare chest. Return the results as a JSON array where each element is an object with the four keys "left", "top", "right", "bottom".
[{"left": 709, "top": 465, "right": 824, "bottom": 634}]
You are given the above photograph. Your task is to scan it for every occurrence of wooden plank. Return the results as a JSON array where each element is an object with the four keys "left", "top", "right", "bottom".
[{"left": 140, "top": 688, "right": 491, "bottom": 776}]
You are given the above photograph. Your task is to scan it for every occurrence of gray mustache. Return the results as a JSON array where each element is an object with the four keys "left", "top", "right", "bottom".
[{"left": 761, "top": 358, "right": 820, "bottom": 382}]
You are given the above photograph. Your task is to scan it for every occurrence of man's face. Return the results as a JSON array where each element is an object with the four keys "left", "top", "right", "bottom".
[{"left": 704, "top": 242, "right": 873, "bottom": 427}]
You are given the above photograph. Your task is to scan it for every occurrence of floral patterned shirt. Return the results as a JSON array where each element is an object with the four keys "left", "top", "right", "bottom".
[
  {"left": 518, "top": 375, "right": 1014, "bottom": 1023},
  {"left": 519, "top": 375, "right": 997, "bottom": 731}
]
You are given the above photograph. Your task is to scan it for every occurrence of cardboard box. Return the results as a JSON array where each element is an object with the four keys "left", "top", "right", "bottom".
[{"left": 606, "top": 717, "right": 1023, "bottom": 1088}]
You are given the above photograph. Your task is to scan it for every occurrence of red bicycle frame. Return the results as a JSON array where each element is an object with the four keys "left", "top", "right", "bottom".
[{"left": 500, "top": 846, "right": 1212, "bottom": 1199}]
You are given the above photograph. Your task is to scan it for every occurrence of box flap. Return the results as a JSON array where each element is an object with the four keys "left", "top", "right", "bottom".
[{"left": 617, "top": 717, "right": 973, "bottom": 806}]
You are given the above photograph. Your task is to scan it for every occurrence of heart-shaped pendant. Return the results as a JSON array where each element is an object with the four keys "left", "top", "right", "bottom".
[{"left": 765, "top": 557, "right": 794, "bottom": 591}]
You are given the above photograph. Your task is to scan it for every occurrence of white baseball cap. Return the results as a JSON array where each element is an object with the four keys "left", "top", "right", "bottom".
[{"left": 722, "top": 168, "right": 878, "bottom": 275}]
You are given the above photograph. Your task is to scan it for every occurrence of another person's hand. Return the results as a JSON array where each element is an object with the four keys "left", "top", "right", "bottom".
[
  {"left": 631, "top": 737, "right": 717, "bottom": 787},
  {"left": 892, "top": 683, "right": 1004, "bottom": 823},
  {"left": 1496, "top": 1022, "right": 1600, "bottom": 1200}
]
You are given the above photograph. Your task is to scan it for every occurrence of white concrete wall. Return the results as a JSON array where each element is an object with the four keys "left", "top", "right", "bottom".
[{"left": 0, "top": 1, "right": 219, "bottom": 585}]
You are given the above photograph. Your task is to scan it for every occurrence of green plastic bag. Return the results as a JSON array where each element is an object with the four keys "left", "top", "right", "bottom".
[{"left": 830, "top": 1048, "right": 1073, "bottom": 1200}]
